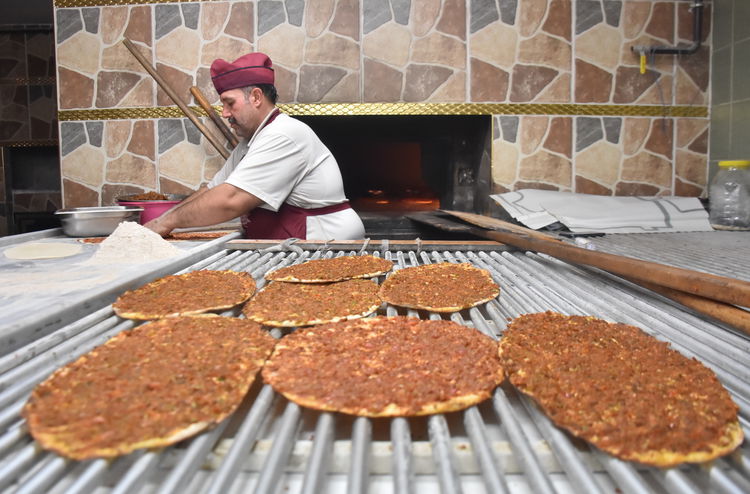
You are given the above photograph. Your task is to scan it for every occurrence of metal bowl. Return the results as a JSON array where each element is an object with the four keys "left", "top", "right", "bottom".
[
  {"left": 116, "top": 193, "right": 188, "bottom": 202},
  {"left": 55, "top": 206, "right": 143, "bottom": 237}
]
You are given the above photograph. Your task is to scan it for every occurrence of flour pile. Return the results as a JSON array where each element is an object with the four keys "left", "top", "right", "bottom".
[{"left": 86, "top": 221, "right": 181, "bottom": 265}]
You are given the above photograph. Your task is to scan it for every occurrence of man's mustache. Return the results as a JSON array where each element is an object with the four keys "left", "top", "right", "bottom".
[{"left": 227, "top": 117, "right": 237, "bottom": 125}]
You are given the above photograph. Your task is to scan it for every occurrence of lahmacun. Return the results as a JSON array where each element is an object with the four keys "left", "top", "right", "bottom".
[
  {"left": 379, "top": 262, "right": 499, "bottom": 312},
  {"left": 499, "top": 312, "right": 744, "bottom": 467},
  {"left": 262, "top": 316, "right": 504, "bottom": 416},
  {"left": 113, "top": 270, "right": 256, "bottom": 320},
  {"left": 265, "top": 255, "right": 393, "bottom": 283},
  {"left": 242, "top": 278, "right": 381, "bottom": 327},
  {"left": 23, "top": 315, "right": 276, "bottom": 460}
]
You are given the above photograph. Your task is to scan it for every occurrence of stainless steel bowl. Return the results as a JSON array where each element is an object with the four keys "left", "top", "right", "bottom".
[{"left": 55, "top": 206, "right": 144, "bottom": 237}]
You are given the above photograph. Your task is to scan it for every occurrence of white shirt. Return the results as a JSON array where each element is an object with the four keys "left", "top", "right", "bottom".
[{"left": 208, "top": 113, "right": 365, "bottom": 240}]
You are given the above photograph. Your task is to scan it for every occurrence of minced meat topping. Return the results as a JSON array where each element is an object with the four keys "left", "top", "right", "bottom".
[
  {"left": 242, "top": 279, "right": 381, "bottom": 326},
  {"left": 499, "top": 312, "right": 740, "bottom": 461},
  {"left": 262, "top": 316, "right": 504, "bottom": 416},
  {"left": 266, "top": 255, "right": 393, "bottom": 282}
]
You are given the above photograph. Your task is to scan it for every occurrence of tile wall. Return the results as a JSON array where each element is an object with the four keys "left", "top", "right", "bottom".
[{"left": 53, "top": 0, "right": 712, "bottom": 209}]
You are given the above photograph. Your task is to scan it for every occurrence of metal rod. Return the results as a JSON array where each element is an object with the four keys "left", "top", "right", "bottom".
[
  {"left": 63, "top": 459, "right": 111, "bottom": 494},
  {"left": 301, "top": 412, "right": 335, "bottom": 494},
  {"left": 463, "top": 406, "right": 509, "bottom": 494},
  {"left": 0, "top": 444, "right": 40, "bottom": 491},
  {"left": 254, "top": 402, "right": 302, "bottom": 494},
  {"left": 158, "top": 418, "right": 232, "bottom": 494},
  {"left": 390, "top": 417, "right": 415, "bottom": 494},
  {"left": 205, "top": 385, "right": 277, "bottom": 494},
  {"left": 428, "top": 414, "right": 463, "bottom": 494},
  {"left": 347, "top": 417, "right": 372, "bottom": 494},
  {"left": 491, "top": 390, "right": 556, "bottom": 494},
  {"left": 110, "top": 451, "right": 161, "bottom": 494},
  {"left": 13, "top": 455, "right": 68, "bottom": 494}
]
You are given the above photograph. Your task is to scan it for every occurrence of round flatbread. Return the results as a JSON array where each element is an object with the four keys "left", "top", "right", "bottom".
[
  {"left": 113, "top": 270, "right": 256, "bottom": 320},
  {"left": 242, "top": 279, "right": 380, "bottom": 327},
  {"left": 262, "top": 316, "right": 504, "bottom": 417},
  {"left": 4, "top": 242, "right": 82, "bottom": 260},
  {"left": 379, "top": 262, "right": 499, "bottom": 312},
  {"left": 499, "top": 312, "right": 744, "bottom": 467},
  {"left": 265, "top": 255, "right": 393, "bottom": 283},
  {"left": 23, "top": 315, "right": 276, "bottom": 460}
]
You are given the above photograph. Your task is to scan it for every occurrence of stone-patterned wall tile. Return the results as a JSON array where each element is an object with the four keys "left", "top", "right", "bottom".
[
  {"left": 154, "top": 63, "right": 192, "bottom": 107},
  {"left": 56, "top": 9, "right": 83, "bottom": 44},
  {"left": 63, "top": 178, "right": 99, "bottom": 208},
  {"left": 155, "top": 4, "right": 182, "bottom": 40},
  {"left": 519, "top": 151, "right": 572, "bottom": 189},
  {"left": 331, "top": 0, "right": 360, "bottom": 40},
  {"left": 644, "top": 118, "right": 673, "bottom": 159},
  {"left": 0, "top": 33, "right": 27, "bottom": 78},
  {"left": 576, "top": 24, "right": 621, "bottom": 70},
  {"left": 674, "top": 117, "right": 709, "bottom": 196},
  {"left": 158, "top": 119, "right": 185, "bottom": 154},
  {"left": 411, "top": 0, "right": 441, "bottom": 37},
  {"left": 305, "top": 0, "right": 335, "bottom": 37},
  {"left": 520, "top": 116, "right": 549, "bottom": 155},
  {"left": 412, "top": 33, "right": 466, "bottom": 69},
  {"left": 430, "top": 71, "right": 465, "bottom": 102},
  {"left": 363, "top": 58, "right": 402, "bottom": 102},
  {"left": 201, "top": 2, "right": 230, "bottom": 41},
  {"left": 160, "top": 176, "right": 196, "bottom": 196},
  {"left": 575, "top": 140, "right": 620, "bottom": 194},
  {"left": 320, "top": 72, "right": 360, "bottom": 102},
  {"left": 470, "top": 58, "right": 509, "bottom": 102},
  {"left": 257, "top": 24, "right": 305, "bottom": 68},
  {"left": 470, "top": 0, "right": 499, "bottom": 34},
  {"left": 127, "top": 120, "right": 155, "bottom": 160},
  {"left": 26, "top": 32, "right": 56, "bottom": 78},
  {"left": 158, "top": 141, "right": 204, "bottom": 187},
  {"left": 470, "top": 21, "right": 518, "bottom": 67},
  {"left": 105, "top": 120, "right": 132, "bottom": 158},
  {"left": 544, "top": 117, "right": 571, "bottom": 158},
  {"left": 403, "top": 65, "right": 453, "bottom": 101},
  {"left": 258, "top": 0, "right": 287, "bottom": 36},
  {"left": 306, "top": 33, "right": 360, "bottom": 69},
  {"left": 226, "top": 2, "right": 254, "bottom": 40},
  {"left": 544, "top": 0, "right": 570, "bottom": 41},
  {"left": 60, "top": 121, "right": 86, "bottom": 156},
  {"left": 518, "top": 32, "right": 570, "bottom": 70},
  {"left": 29, "top": 86, "right": 56, "bottom": 139},
  {"left": 125, "top": 6, "right": 152, "bottom": 46},
  {"left": 436, "top": 0, "right": 466, "bottom": 40},
  {"left": 535, "top": 72, "right": 569, "bottom": 102},
  {"left": 61, "top": 145, "right": 105, "bottom": 188},
  {"left": 298, "top": 65, "right": 347, "bottom": 102},
  {"left": 106, "top": 153, "right": 157, "bottom": 188},
  {"left": 101, "top": 7, "right": 128, "bottom": 45},
  {"left": 509, "top": 65, "right": 558, "bottom": 102},
  {"left": 518, "top": 0, "right": 547, "bottom": 37},
  {"left": 156, "top": 27, "right": 201, "bottom": 70},
  {"left": 0, "top": 86, "right": 29, "bottom": 141},
  {"left": 101, "top": 184, "right": 144, "bottom": 205},
  {"left": 364, "top": 0, "right": 392, "bottom": 34},
  {"left": 620, "top": 151, "right": 672, "bottom": 194},
  {"left": 96, "top": 71, "right": 141, "bottom": 107},
  {"left": 86, "top": 121, "right": 103, "bottom": 147},
  {"left": 363, "top": 23, "right": 412, "bottom": 67},
  {"left": 57, "top": 32, "right": 100, "bottom": 75},
  {"left": 120, "top": 79, "right": 154, "bottom": 107}
]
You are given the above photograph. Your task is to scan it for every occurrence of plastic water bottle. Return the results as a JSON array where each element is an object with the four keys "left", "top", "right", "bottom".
[{"left": 709, "top": 160, "right": 750, "bottom": 230}]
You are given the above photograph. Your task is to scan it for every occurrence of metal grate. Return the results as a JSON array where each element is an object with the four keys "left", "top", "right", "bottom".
[{"left": 0, "top": 242, "right": 748, "bottom": 494}]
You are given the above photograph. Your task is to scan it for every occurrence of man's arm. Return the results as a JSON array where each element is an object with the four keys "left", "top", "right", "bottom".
[{"left": 144, "top": 183, "right": 262, "bottom": 236}]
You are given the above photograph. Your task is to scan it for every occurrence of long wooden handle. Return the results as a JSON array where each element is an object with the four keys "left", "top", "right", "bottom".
[
  {"left": 624, "top": 277, "right": 750, "bottom": 336},
  {"left": 442, "top": 210, "right": 750, "bottom": 308},
  {"left": 190, "top": 86, "right": 238, "bottom": 148},
  {"left": 122, "top": 38, "right": 230, "bottom": 160}
]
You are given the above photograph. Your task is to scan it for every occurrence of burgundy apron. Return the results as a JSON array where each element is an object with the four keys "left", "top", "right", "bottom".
[
  {"left": 241, "top": 201, "right": 353, "bottom": 239},
  {"left": 238, "top": 108, "right": 352, "bottom": 239}
]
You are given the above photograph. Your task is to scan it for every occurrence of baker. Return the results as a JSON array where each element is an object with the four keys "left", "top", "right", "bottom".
[{"left": 144, "top": 52, "right": 365, "bottom": 240}]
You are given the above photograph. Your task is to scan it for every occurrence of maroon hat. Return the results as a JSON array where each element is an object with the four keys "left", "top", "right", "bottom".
[{"left": 210, "top": 52, "right": 275, "bottom": 94}]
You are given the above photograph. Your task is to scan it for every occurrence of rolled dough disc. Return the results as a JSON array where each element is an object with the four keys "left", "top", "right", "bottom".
[{"left": 4, "top": 242, "right": 83, "bottom": 260}]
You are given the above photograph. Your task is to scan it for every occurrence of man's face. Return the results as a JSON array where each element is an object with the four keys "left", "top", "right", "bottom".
[{"left": 220, "top": 88, "right": 257, "bottom": 139}]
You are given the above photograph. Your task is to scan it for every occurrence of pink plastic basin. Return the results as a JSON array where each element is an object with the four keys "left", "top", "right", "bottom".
[{"left": 117, "top": 200, "right": 181, "bottom": 224}]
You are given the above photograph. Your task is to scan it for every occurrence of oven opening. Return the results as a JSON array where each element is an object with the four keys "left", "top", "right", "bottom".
[{"left": 297, "top": 114, "right": 493, "bottom": 237}]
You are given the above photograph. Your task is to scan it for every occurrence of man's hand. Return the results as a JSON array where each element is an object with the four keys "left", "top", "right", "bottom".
[{"left": 144, "top": 214, "right": 175, "bottom": 237}]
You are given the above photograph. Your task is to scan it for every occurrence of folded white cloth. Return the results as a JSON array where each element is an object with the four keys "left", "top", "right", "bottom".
[{"left": 491, "top": 190, "right": 713, "bottom": 233}]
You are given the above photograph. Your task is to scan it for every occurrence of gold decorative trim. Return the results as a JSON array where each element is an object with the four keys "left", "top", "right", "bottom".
[
  {"left": 0, "top": 139, "right": 58, "bottom": 148},
  {"left": 58, "top": 103, "right": 708, "bottom": 121},
  {"left": 55, "top": 0, "right": 205, "bottom": 6},
  {"left": 0, "top": 77, "right": 56, "bottom": 86}
]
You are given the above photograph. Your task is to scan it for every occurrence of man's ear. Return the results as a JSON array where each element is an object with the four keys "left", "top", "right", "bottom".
[{"left": 252, "top": 87, "right": 264, "bottom": 106}]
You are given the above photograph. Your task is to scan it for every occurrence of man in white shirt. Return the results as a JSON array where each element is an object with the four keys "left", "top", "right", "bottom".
[{"left": 145, "top": 52, "right": 365, "bottom": 240}]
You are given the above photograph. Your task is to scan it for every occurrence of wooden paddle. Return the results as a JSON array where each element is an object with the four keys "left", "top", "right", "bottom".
[
  {"left": 427, "top": 210, "right": 750, "bottom": 334},
  {"left": 190, "top": 86, "right": 238, "bottom": 148},
  {"left": 122, "top": 38, "right": 230, "bottom": 160}
]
